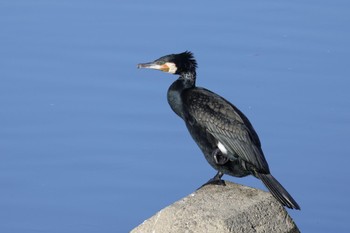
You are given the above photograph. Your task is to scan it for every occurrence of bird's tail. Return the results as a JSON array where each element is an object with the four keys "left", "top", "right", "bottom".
[{"left": 256, "top": 173, "right": 300, "bottom": 210}]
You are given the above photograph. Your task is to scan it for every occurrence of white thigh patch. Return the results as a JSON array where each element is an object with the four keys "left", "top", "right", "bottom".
[{"left": 217, "top": 141, "right": 228, "bottom": 155}]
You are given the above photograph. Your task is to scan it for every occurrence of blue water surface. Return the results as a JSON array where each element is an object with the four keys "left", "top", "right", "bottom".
[{"left": 1, "top": 0, "right": 349, "bottom": 232}]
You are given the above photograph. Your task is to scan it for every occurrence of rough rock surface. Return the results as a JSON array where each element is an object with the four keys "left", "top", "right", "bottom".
[{"left": 131, "top": 181, "right": 299, "bottom": 233}]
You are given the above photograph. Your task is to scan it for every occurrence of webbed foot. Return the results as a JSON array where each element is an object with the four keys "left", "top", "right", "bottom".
[{"left": 198, "top": 171, "right": 225, "bottom": 189}]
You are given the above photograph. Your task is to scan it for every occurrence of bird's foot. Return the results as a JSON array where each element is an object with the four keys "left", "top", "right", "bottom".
[
  {"left": 198, "top": 172, "right": 225, "bottom": 189},
  {"left": 201, "top": 178, "right": 226, "bottom": 187},
  {"left": 212, "top": 148, "right": 229, "bottom": 165}
]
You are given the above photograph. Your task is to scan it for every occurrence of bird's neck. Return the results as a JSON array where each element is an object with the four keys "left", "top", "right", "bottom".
[
  {"left": 180, "top": 72, "right": 196, "bottom": 88},
  {"left": 167, "top": 72, "right": 196, "bottom": 119}
]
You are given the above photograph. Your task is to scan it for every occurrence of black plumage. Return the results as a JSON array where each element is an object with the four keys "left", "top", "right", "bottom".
[{"left": 137, "top": 51, "right": 300, "bottom": 210}]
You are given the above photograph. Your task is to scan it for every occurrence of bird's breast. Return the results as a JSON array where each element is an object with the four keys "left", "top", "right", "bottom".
[{"left": 167, "top": 88, "right": 184, "bottom": 119}]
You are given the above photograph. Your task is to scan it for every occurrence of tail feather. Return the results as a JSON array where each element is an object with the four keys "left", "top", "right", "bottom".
[{"left": 256, "top": 173, "right": 300, "bottom": 210}]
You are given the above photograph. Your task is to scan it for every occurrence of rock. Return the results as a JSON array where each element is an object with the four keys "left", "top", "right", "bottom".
[{"left": 130, "top": 181, "right": 299, "bottom": 233}]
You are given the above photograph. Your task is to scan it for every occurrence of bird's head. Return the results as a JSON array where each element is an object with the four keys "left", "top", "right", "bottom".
[{"left": 137, "top": 51, "right": 197, "bottom": 75}]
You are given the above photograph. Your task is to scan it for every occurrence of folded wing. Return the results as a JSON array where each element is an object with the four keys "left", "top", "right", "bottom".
[{"left": 183, "top": 88, "right": 269, "bottom": 174}]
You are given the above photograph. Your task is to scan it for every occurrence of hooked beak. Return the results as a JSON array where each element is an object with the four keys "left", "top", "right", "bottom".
[{"left": 137, "top": 62, "right": 170, "bottom": 72}]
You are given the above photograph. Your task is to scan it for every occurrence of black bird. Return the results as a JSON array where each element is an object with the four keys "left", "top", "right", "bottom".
[{"left": 137, "top": 51, "right": 300, "bottom": 210}]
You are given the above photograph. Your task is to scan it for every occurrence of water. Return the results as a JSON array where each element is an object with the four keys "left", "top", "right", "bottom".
[{"left": 1, "top": 0, "right": 349, "bottom": 232}]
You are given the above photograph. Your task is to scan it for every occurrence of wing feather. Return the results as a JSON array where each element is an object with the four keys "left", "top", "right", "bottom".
[{"left": 183, "top": 88, "right": 269, "bottom": 173}]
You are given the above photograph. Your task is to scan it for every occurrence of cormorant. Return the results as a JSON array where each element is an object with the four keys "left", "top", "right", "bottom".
[{"left": 137, "top": 51, "right": 300, "bottom": 210}]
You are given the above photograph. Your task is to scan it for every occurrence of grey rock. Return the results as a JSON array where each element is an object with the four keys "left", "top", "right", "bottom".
[{"left": 131, "top": 181, "right": 299, "bottom": 233}]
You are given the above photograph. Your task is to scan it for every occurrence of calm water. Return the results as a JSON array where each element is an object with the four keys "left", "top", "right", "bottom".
[{"left": 1, "top": 0, "right": 350, "bottom": 232}]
